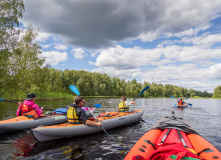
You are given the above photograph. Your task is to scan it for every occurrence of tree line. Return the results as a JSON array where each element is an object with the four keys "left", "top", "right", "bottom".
[{"left": 0, "top": 0, "right": 213, "bottom": 100}]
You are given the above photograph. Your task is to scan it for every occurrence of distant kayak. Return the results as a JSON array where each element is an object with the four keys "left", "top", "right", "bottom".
[
  {"left": 125, "top": 112, "right": 221, "bottom": 160},
  {"left": 32, "top": 109, "right": 144, "bottom": 142},
  {"left": 175, "top": 103, "right": 189, "bottom": 108}
]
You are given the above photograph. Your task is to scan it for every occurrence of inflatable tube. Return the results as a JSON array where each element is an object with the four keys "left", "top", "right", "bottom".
[
  {"left": 124, "top": 112, "right": 221, "bottom": 160},
  {"left": 32, "top": 109, "right": 144, "bottom": 141}
]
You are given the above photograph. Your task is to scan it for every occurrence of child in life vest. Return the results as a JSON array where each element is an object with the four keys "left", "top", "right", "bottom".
[
  {"left": 117, "top": 95, "right": 135, "bottom": 112},
  {"left": 16, "top": 93, "right": 44, "bottom": 117}
]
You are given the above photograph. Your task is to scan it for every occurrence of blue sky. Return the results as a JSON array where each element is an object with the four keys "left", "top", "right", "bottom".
[{"left": 20, "top": 0, "right": 221, "bottom": 93}]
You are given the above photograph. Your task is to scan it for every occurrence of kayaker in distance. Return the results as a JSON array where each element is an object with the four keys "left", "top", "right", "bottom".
[
  {"left": 67, "top": 96, "right": 102, "bottom": 126},
  {"left": 117, "top": 95, "right": 135, "bottom": 112},
  {"left": 177, "top": 97, "right": 187, "bottom": 106},
  {"left": 16, "top": 93, "right": 44, "bottom": 117}
]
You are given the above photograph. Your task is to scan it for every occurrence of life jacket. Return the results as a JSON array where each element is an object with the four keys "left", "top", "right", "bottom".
[
  {"left": 118, "top": 101, "right": 129, "bottom": 112},
  {"left": 23, "top": 109, "right": 39, "bottom": 118},
  {"left": 19, "top": 104, "right": 33, "bottom": 116},
  {"left": 67, "top": 106, "right": 83, "bottom": 124},
  {"left": 149, "top": 144, "right": 202, "bottom": 160},
  {"left": 178, "top": 99, "right": 183, "bottom": 105},
  {"left": 149, "top": 129, "right": 203, "bottom": 160}
]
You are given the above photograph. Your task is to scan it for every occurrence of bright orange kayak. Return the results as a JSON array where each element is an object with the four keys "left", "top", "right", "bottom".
[{"left": 125, "top": 112, "right": 221, "bottom": 160}]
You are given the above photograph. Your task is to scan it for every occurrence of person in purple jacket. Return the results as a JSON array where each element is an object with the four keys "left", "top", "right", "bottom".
[{"left": 16, "top": 93, "right": 44, "bottom": 117}]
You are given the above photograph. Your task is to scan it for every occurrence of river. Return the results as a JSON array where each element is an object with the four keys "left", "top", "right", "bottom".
[{"left": 0, "top": 98, "right": 220, "bottom": 159}]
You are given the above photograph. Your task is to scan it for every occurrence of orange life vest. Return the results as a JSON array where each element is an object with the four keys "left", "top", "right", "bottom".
[
  {"left": 22, "top": 109, "right": 39, "bottom": 118},
  {"left": 19, "top": 104, "right": 33, "bottom": 116}
]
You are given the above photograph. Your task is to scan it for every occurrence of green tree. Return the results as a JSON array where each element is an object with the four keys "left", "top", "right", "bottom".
[
  {"left": 0, "top": 0, "right": 24, "bottom": 96},
  {"left": 213, "top": 86, "right": 221, "bottom": 98}
]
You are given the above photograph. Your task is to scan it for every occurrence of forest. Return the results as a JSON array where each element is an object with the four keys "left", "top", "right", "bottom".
[{"left": 0, "top": 0, "right": 217, "bottom": 100}]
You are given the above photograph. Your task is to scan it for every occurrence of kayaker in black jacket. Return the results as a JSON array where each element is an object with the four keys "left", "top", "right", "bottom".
[{"left": 67, "top": 96, "right": 102, "bottom": 126}]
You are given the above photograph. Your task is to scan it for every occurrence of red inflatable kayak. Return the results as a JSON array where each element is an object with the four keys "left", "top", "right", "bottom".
[{"left": 125, "top": 112, "right": 221, "bottom": 160}]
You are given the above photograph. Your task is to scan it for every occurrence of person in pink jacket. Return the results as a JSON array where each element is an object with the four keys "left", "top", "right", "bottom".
[{"left": 16, "top": 93, "right": 44, "bottom": 117}]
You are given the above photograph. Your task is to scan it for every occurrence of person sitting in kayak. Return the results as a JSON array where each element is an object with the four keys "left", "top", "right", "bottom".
[
  {"left": 16, "top": 93, "right": 44, "bottom": 117},
  {"left": 117, "top": 95, "right": 135, "bottom": 112},
  {"left": 177, "top": 97, "right": 186, "bottom": 106},
  {"left": 67, "top": 96, "right": 102, "bottom": 126}
]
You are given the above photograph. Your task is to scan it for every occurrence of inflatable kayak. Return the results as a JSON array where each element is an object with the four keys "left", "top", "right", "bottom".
[
  {"left": 0, "top": 108, "right": 95, "bottom": 134},
  {"left": 125, "top": 112, "right": 221, "bottom": 160},
  {"left": 175, "top": 103, "right": 189, "bottom": 108},
  {"left": 32, "top": 109, "right": 144, "bottom": 142}
]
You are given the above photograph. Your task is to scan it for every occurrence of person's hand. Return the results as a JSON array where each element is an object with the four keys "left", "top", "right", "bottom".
[
  {"left": 96, "top": 121, "right": 102, "bottom": 126},
  {"left": 18, "top": 102, "right": 22, "bottom": 106},
  {"left": 130, "top": 101, "right": 135, "bottom": 104}
]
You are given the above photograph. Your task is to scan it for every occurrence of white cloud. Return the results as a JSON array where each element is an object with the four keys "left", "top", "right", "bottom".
[
  {"left": 35, "top": 32, "right": 50, "bottom": 42},
  {"left": 95, "top": 45, "right": 162, "bottom": 69},
  {"left": 71, "top": 48, "right": 85, "bottom": 59},
  {"left": 89, "top": 61, "right": 95, "bottom": 65},
  {"left": 38, "top": 51, "right": 68, "bottom": 66},
  {"left": 41, "top": 44, "right": 52, "bottom": 49},
  {"left": 54, "top": 44, "right": 68, "bottom": 50}
]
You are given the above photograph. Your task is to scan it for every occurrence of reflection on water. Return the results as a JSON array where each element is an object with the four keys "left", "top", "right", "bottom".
[{"left": 0, "top": 98, "right": 221, "bottom": 159}]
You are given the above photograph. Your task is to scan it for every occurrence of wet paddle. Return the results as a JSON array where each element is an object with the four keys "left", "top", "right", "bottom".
[
  {"left": 69, "top": 85, "right": 110, "bottom": 136},
  {"left": 132, "top": 86, "right": 149, "bottom": 101}
]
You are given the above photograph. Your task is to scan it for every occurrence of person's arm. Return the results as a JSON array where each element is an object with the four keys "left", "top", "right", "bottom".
[
  {"left": 32, "top": 104, "right": 43, "bottom": 116},
  {"left": 125, "top": 101, "right": 135, "bottom": 106},
  {"left": 78, "top": 108, "right": 101, "bottom": 125},
  {"left": 85, "top": 120, "right": 102, "bottom": 126}
]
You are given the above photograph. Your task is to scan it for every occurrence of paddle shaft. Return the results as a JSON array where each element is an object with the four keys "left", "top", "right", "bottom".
[
  {"left": 0, "top": 99, "right": 18, "bottom": 104},
  {"left": 177, "top": 130, "right": 187, "bottom": 147},
  {"left": 132, "top": 86, "right": 149, "bottom": 101},
  {"left": 85, "top": 104, "right": 109, "bottom": 136}
]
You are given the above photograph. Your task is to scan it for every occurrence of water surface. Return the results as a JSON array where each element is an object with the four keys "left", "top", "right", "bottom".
[{"left": 0, "top": 98, "right": 220, "bottom": 159}]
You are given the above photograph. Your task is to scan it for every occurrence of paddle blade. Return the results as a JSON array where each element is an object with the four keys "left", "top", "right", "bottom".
[
  {"left": 94, "top": 104, "right": 101, "bottom": 108},
  {"left": 70, "top": 85, "right": 80, "bottom": 96},
  {"left": 139, "top": 86, "right": 149, "bottom": 95},
  {"left": 171, "top": 95, "right": 175, "bottom": 99},
  {"left": 187, "top": 103, "right": 192, "bottom": 106},
  {"left": 0, "top": 98, "right": 4, "bottom": 101}
]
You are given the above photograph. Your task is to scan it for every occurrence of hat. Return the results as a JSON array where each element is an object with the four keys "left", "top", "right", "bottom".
[{"left": 26, "top": 93, "right": 37, "bottom": 100}]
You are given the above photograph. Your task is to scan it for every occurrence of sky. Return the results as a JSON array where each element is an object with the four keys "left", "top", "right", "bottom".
[{"left": 20, "top": 0, "right": 221, "bottom": 93}]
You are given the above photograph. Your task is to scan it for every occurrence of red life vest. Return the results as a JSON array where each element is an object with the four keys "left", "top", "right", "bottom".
[
  {"left": 19, "top": 104, "right": 33, "bottom": 115},
  {"left": 178, "top": 99, "right": 183, "bottom": 105},
  {"left": 149, "top": 144, "right": 202, "bottom": 160}
]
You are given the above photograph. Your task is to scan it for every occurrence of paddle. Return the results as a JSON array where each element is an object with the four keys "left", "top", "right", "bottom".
[
  {"left": 0, "top": 98, "right": 54, "bottom": 111},
  {"left": 132, "top": 86, "right": 149, "bottom": 101},
  {"left": 0, "top": 98, "right": 18, "bottom": 104},
  {"left": 69, "top": 85, "right": 110, "bottom": 136}
]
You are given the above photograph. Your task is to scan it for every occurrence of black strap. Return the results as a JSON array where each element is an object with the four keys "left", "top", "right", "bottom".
[
  {"left": 197, "top": 148, "right": 214, "bottom": 156},
  {"left": 144, "top": 140, "right": 155, "bottom": 149}
]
